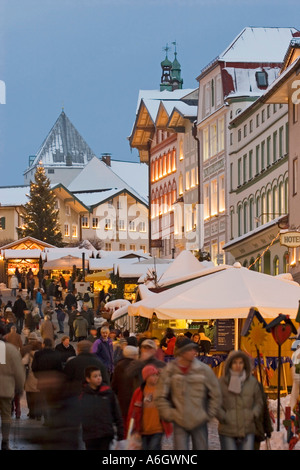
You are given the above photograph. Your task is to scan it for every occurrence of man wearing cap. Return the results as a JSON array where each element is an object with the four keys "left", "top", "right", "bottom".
[
  {"left": 126, "top": 338, "right": 166, "bottom": 395},
  {"left": 154, "top": 337, "right": 221, "bottom": 450}
]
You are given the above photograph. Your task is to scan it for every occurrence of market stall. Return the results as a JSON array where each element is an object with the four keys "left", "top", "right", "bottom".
[{"left": 128, "top": 262, "right": 300, "bottom": 387}]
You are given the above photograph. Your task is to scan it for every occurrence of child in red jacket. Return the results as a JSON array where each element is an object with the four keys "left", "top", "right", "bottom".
[{"left": 127, "top": 364, "right": 172, "bottom": 450}]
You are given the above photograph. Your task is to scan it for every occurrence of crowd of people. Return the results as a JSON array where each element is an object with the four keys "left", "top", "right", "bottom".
[{"left": 0, "top": 272, "right": 275, "bottom": 451}]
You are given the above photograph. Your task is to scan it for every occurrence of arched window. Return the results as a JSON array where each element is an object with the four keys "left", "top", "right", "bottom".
[
  {"left": 283, "top": 252, "right": 289, "bottom": 274},
  {"left": 273, "top": 256, "right": 279, "bottom": 276},
  {"left": 249, "top": 257, "right": 256, "bottom": 271},
  {"left": 243, "top": 201, "right": 248, "bottom": 234},
  {"left": 273, "top": 186, "right": 278, "bottom": 218},
  {"left": 249, "top": 198, "right": 254, "bottom": 231},
  {"left": 279, "top": 182, "right": 284, "bottom": 215},
  {"left": 256, "top": 256, "right": 262, "bottom": 272},
  {"left": 256, "top": 196, "right": 261, "bottom": 227},
  {"left": 237, "top": 205, "right": 242, "bottom": 237},
  {"left": 264, "top": 251, "right": 271, "bottom": 274}
]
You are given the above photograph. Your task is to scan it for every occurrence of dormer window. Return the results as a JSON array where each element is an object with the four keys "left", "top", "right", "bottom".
[{"left": 256, "top": 71, "right": 268, "bottom": 89}]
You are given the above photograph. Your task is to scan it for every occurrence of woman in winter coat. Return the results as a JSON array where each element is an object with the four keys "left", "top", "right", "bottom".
[
  {"left": 217, "top": 350, "right": 264, "bottom": 450},
  {"left": 21, "top": 333, "right": 43, "bottom": 419},
  {"left": 40, "top": 315, "right": 56, "bottom": 343}
]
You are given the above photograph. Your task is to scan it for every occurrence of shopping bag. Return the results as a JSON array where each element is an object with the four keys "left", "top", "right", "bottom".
[{"left": 125, "top": 417, "right": 142, "bottom": 450}]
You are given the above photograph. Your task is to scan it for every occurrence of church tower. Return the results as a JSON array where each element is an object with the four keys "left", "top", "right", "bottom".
[{"left": 160, "top": 42, "right": 183, "bottom": 91}]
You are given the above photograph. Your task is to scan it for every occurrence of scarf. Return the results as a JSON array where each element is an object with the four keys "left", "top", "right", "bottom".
[{"left": 228, "top": 369, "right": 246, "bottom": 394}]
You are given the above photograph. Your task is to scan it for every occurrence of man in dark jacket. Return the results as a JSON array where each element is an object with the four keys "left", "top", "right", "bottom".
[
  {"left": 12, "top": 294, "right": 27, "bottom": 334},
  {"left": 31, "top": 338, "right": 65, "bottom": 426},
  {"left": 64, "top": 290, "right": 77, "bottom": 311},
  {"left": 61, "top": 340, "right": 110, "bottom": 449},
  {"left": 63, "top": 340, "right": 110, "bottom": 394},
  {"left": 66, "top": 304, "right": 78, "bottom": 342},
  {"left": 55, "top": 336, "right": 76, "bottom": 366},
  {"left": 79, "top": 366, "right": 124, "bottom": 450}
]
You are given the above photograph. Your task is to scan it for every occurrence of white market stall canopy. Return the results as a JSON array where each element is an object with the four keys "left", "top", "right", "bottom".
[
  {"left": 43, "top": 255, "right": 89, "bottom": 270},
  {"left": 1, "top": 249, "right": 45, "bottom": 260},
  {"left": 128, "top": 263, "right": 300, "bottom": 320},
  {"left": 155, "top": 250, "right": 228, "bottom": 287},
  {"left": 117, "top": 262, "right": 171, "bottom": 280},
  {"left": 44, "top": 247, "right": 96, "bottom": 261}
]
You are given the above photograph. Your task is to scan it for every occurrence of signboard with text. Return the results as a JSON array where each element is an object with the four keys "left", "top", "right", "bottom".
[{"left": 280, "top": 231, "right": 300, "bottom": 248}]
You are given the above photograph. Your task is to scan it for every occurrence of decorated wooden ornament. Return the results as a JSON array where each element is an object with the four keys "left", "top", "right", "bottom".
[{"left": 271, "top": 323, "right": 293, "bottom": 346}]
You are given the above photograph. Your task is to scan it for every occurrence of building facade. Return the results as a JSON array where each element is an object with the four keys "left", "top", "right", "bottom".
[
  {"left": 195, "top": 27, "right": 297, "bottom": 266},
  {"left": 224, "top": 96, "right": 289, "bottom": 274},
  {"left": 262, "top": 36, "right": 300, "bottom": 281}
]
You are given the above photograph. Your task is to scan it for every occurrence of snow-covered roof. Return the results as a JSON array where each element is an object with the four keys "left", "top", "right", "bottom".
[
  {"left": 67, "top": 157, "right": 148, "bottom": 205},
  {"left": 224, "top": 66, "right": 281, "bottom": 99},
  {"left": 109, "top": 160, "right": 148, "bottom": 201},
  {"left": 43, "top": 247, "right": 96, "bottom": 261},
  {"left": 89, "top": 250, "right": 149, "bottom": 271},
  {"left": 67, "top": 157, "right": 125, "bottom": 192},
  {"left": 117, "top": 262, "right": 170, "bottom": 279},
  {"left": 0, "top": 186, "right": 30, "bottom": 206},
  {"left": 223, "top": 217, "right": 282, "bottom": 250},
  {"left": 27, "top": 111, "right": 97, "bottom": 171},
  {"left": 1, "top": 249, "right": 44, "bottom": 259},
  {"left": 219, "top": 27, "right": 298, "bottom": 63},
  {"left": 136, "top": 89, "right": 195, "bottom": 112}
]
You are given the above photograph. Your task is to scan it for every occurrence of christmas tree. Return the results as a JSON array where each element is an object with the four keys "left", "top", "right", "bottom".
[{"left": 18, "top": 164, "right": 63, "bottom": 246}]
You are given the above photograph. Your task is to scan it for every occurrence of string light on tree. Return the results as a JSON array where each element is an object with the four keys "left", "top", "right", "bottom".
[{"left": 17, "top": 164, "right": 63, "bottom": 246}]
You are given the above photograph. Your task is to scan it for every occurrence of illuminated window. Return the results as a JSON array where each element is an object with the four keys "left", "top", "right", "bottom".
[
  {"left": 179, "top": 140, "right": 184, "bottom": 160},
  {"left": 218, "top": 118, "right": 225, "bottom": 152},
  {"left": 129, "top": 220, "right": 136, "bottom": 231},
  {"left": 219, "top": 175, "right": 225, "bottom": 213},
  {"left": 211, "top": 179, "right": 218, "bottom": 216},
  {"left": 64, "top": 224, "right": 70, "bottom": 237},
  {"left": 185, "top": 171, "right": 190, "bottom": 191},
  {"left": 204, "top": 184, "right": 209, "bottom": 219},
  {"left": 203, "top": 128, "right": 209, "bottom": 161},
  {"left": 118, "top": 219, "right": 126, "bottom": 230},
  {"left": 191, "top": 168, "right": 196, "bottom": 188},
  {"left": 72, "top": 225, "right": 78, "bottom": 238},
  {"left": 172, "top": 149, "right": 176, "bottom": 171},
  {"left": 105, "top": 218, "right": 112, "bottom": 230},
  {"left": 82, "top": 216, "right": 89, "bottom": 228},
  {"left": 92, "top": 217, "right": 99, "bottom": 228},
  {"left": 210, "top": 124, "right": 217, "bottom": 156}
]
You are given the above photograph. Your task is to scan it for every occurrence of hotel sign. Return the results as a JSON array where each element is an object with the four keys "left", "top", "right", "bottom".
[{"left": 280, "top": 232, "right": 300, "bottom": 248}]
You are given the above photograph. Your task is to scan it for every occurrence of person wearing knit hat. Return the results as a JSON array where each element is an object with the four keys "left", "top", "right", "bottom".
[
  {"left": 154, "top": 335, "right": 221, "bottom": 451},
  {"left": 142, "top": 364, "right": 159, "bottom": 381},
  {"left": 127, "top": 363, "right": 172, "bottom": 450}
]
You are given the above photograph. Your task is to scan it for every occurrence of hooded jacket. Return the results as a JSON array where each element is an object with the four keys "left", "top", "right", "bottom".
[
  {"left": 154, "top": 357, "right": 221, "bottom": 431},
  {"left": 79, "top": 384, "right": 124, "bottom": 441},
  {"left": 217, "top": 350, "right": 264, "bottom": 439}
]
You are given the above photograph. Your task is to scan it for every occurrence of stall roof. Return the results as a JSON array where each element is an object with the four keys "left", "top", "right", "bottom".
[
  {"left": 44, "top": 247, "right": 96, "bottom": 261},
  {"left": 2, "top": 249, "right": 44, "bottom": 259},
  {"left": 129, "top": 262, "right": 300, "bottom": 320}
]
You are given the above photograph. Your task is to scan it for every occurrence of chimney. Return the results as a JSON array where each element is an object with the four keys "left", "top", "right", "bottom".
[{"left": 101, "top": 153, "right": 111, "bottom": 166}]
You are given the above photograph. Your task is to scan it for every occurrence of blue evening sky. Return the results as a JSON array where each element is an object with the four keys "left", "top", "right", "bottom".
[{"left": 0, "top": 0, "right": 299, "bottom": 186}]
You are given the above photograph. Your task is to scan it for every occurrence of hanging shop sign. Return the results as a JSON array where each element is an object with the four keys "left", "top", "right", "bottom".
[{"left": 280, "top": 231, "right": 300, "bottom": 248}]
